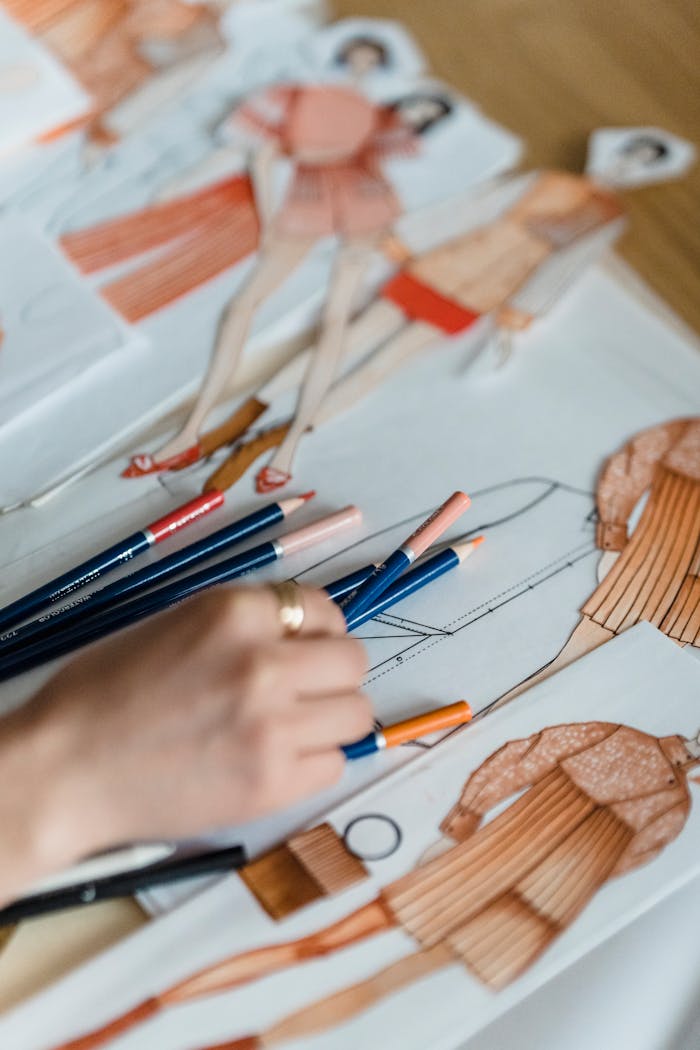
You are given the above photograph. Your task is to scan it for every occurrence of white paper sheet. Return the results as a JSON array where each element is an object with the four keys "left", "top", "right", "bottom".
[
  {"left": 3, "top": 627, "right": 700, "bottom": 1050},
  {"left": 0, "top": 215, "right": 142, "bottom": 432}
]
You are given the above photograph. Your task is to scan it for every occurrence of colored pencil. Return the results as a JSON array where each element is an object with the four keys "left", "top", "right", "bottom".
[
  {"left": 339, "top": 492, "right": 471, "bottom": 622},
  {"left": 0, "top": 507, "right": 363, "bottom": 681},
  {"left": 0, "top": 494, "right": 315, "bottom": 654},
  {"left": 323, "top": 564, "right": 376, "bottom": 602},
  {"left": 0, "top": 491, "right": 226, "bottom": 633},
  {"left": 342, "top": 700, "right": 473, "bottom": 759},
  {"left": 0, "top": 845, "right": 247, "bottom": 926},
  {"left": 343, "top": 536, "right": 484, "bottom": 632}
]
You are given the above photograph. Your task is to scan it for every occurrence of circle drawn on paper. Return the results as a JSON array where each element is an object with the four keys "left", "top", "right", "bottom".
[{"left": 343, "top": 813, "right": 402, "bottom": 861}]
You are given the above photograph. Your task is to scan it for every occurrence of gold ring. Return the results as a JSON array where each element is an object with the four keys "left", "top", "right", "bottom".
[{"left": 270, "top": 580, "right": 305, "bottom": 636}]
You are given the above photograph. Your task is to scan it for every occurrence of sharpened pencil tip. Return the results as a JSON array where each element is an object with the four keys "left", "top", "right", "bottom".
[
  {"left": 300, "top": 490, "right": 316, "bottom": 502},
  {"left": 453, "top": 535, "right": 486, "bottom": 563}
]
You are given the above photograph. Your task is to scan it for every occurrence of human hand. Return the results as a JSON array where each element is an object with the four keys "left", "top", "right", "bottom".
[{"left": 0, "top": 587, "right": 371, "bottom": 898}]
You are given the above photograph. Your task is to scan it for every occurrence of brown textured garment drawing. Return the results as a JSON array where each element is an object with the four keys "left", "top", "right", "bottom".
[
  {"left": 55, "top": 721, "right": 700, "bottom": 1050},
  {"left": 496, "top": 417, "right": 700, "bottom": 705},
  {"left": 4, "top": 0, "right": 223, "bottom": 144}
]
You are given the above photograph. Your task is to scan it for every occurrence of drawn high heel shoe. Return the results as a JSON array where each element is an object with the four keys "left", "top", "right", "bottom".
[
  {"left": 255, "top": 466, "right": 292, "bottom": 494},
  {"left": 121, "top": 444, "right": 202, "bottom": 478}
]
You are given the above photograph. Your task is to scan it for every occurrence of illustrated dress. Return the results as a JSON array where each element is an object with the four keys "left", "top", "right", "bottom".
[
  {"left": 116, "top": 80, "right": 419, "bottom": 476},
  {"left": 497, "top": 416, "right": 700, "bottom": 705},
  {"left": 55, "top": 720, "right": 700, "bottom": 1050},
  {"left": 581, "top": 416, "right": 700, "bottom": 647}
]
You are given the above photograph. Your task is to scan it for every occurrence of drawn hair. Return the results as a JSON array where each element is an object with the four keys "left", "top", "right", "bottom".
[
  {"left": 619, "top": 135, "right": 670, "bottom": 162},
  {"left": 389, "top": 93, "right": 454, "bottom": 135},
  {"left": 335, "top": 36, "right": 391, "bottom": 68}
]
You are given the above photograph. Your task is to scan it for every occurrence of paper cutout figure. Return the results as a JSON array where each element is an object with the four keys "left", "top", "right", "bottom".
[
  {"left": 303, "top": 16, "right": 428, "bottom": 83},
  {"left": 160, "top": 126, "right": 693, "bottom": 494},
  {"left": 54, "top": 718, "right": 700, "bottom": 1049},
  {"left": 120, "top": 74, "right": 453, "bottom": 478},
  {"left": 586, "top": 127, "right": 696, "bottom": 188},
  {"left": 494, "top": 417, "right": 700, "bottom": 705},
  {"left": 3, "top": 0, "right": 224, "bottom": 146}
]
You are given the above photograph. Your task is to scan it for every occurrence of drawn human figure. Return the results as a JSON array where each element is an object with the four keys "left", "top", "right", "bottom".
[
  {"left": 494, "top": 417, "right": 700, "bottom": 705},
  {"left": 119, "top": 60, "right": 452, "bottom": 476},
  {"left": 3, "top": 0, "right": 224, "bottom": 146},
  {"left": 180, "top": 126, "right": 694, "bottom": 494},
  {"left": 55, "top": 720, "right": 700, "bottom": 1050}
]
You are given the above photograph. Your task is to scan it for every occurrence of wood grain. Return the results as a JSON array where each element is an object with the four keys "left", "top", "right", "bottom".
[{"left": 335, "top": 0, "right": 700, "bottom": 332}]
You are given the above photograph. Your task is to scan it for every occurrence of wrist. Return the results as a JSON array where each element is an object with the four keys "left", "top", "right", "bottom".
[{"left": 0, "top": 691, "right": 96, "bottom": 899}]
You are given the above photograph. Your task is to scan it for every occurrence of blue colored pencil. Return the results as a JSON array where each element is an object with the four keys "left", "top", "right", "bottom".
[
  {"left": 0, "top": 507, "right": 361, "bottom": 681},
  {"left": 323, "top": 564, "right": 376, "bottom": 602},
  {"left": 343, "top": 537, "right": 483, "bottom": 632},
  {"left": 0, "top": 494, "right": 315, "bottom": 654},
  {"left": 0, "top": 491, "right": 226, "bottom": 633},
  {"left": 339, "top": 492, "right": 470, "bottom": 622}
]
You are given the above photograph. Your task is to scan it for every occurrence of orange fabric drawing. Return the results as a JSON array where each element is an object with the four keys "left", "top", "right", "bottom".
[
  {"left": 233, "top": 84, "right": 417, "bottom": 237},
  {"left": 388, "top": 170, "right": 623, "bottom": 317},
  {"left": 5, "top": 0, "right": 222, "bottom": 144},
  {"left": 53, "top": 720, "right": 700, "bottom": 1050},
  {"left": 381, "top": 271, "right": 481, "bottom": 334},
  {"left": 60, "top": 174, "right": 260, "bottom": 322},
  {"left": 583, "top": 417, "right": 700, "bottom": 645}
]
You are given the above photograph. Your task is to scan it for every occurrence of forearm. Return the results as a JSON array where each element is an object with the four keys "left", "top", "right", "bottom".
[{"left": 0, "top": 697, "right": 88, "bottom": 904}]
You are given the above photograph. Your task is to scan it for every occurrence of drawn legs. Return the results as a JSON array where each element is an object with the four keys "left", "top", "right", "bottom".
[
  {"left": 319, "top": 319, "right": 439, "bottom": 425},
  {"left": 258, "top": 238, "right": 379, "bottom": 491},
  {"left": 152, "top": 235, "right": 314, "bottom": 463},
  {"left": 203, "top": 944, "right": 454, "bottom": 1049},
  {"left": 54, "top": 900, "right": 394, "bottom": 1050},
  {"left": 203, "top": 315, "right": 439, "bottom": 494}
]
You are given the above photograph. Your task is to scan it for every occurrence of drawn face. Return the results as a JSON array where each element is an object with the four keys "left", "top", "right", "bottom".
[
  {"left": 339, "top": 39, "right": 387, "bottom": 77},
  {"left": 585, "top": 128, "right": 694, "bottom": 189}
]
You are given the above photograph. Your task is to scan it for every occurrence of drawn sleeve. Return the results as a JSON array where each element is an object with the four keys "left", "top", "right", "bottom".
[
  {"left": 594, "top": 418, "right": 690, "bottom": 551},
  {"left": 396, "top": 173, "right": 537, "bottom": 257},
  {"left": 503, "top": 216, "right": 625, "bottom": 326},
  {"left": 611, "top": 800, "right": 690, "bottom": 877},
  {"left": 228, "top": 84, "right": 295, "bottom": 145},
  {"left": 444, "top": 723, "right": 614, "bottom": 837},
  {"left": 372, "top": 109, "right": 420, "bottom": 160}
]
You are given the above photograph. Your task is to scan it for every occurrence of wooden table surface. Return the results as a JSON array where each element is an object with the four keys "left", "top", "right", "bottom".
[{"left": 1, "top": 0, "right": 698, "bottom": 1017}]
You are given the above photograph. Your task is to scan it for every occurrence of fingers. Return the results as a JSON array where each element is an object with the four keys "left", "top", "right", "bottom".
[
  {"left": 286, "top": 750, "right": 346, "bottom": 804},
  {"left": 293, "top": 692, "right": 374, "bottom": 752},
  {"left": 268, "top": 637, "right": 368, "bottom": 696},
  {"left": 275, "top": 584, "right": 347, "bottom": 638},
  {"left": 197, "top": 585, "right": 346, "bottom": 647}
]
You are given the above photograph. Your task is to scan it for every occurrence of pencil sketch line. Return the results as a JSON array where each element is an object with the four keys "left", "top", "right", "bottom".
[
  {"left": 364, "top": 546, "right": 597, "bottom": 684},
  {"left": 295, "top": 477, "right": 593, "bottom": 578},
  {"left": 442, "top": 541, "right": 596, "bottom": 631}
]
